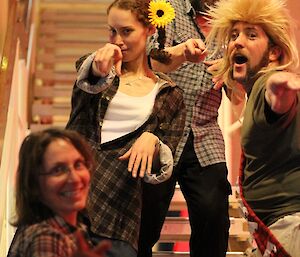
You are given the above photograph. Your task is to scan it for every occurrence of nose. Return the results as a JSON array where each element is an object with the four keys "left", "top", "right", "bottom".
[
  {"left": 114, "top": 34, "right": 124, "bottom": 47},
  {"left": 66, "top": 169, "right": 81, "bottom": 183},
  {"left": 66, "top": 166, "right": 81, "bottom": 182},
  {"left": 234, "top": 33, "right": 246, "bottom": 48}
]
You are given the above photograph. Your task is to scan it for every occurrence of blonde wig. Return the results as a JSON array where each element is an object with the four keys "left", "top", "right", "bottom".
[{"left": 205, "top": 0, "right": 299, "bottom": 88}]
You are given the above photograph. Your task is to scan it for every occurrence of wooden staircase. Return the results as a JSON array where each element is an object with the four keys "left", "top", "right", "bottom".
[
  {"left": 154, "top": 185, "right": 251, "bottom": 257},
  {"left": 31, "top": 0, "right": 110, "bottom": 131},
  {"left": 30, "top": 1, "right": 252, "bottom": 256}
]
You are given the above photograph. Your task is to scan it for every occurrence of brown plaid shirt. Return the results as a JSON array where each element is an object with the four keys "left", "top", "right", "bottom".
[
  {"left": 7, "top": 215, "right": 90, "bottom": 257},
  {"left": 66, "top": 68, "right": 185, "bottom": 250},
  {"left": 160, "top": 0, "right": 226, "bottom": 166}
]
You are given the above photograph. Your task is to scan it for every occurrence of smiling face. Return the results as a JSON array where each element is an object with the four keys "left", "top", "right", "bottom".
[
  {"left": 107, "top": 7, "right": 154, "bottom": 63},
  {"left": 38, "top": 139, "right": 90, "bottom": 225},
  {"left": 227, "top": 21, "right": 272, "bottom": 92}
]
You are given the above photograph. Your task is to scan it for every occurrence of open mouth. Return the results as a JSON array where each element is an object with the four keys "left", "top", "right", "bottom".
[{"left": 234, "top": 54, "right": 248, "bottom": 64}]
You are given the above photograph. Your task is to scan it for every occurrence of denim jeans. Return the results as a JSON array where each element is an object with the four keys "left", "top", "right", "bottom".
[{"left": 91, "top": 234, "right": 137, "bottom": 257}]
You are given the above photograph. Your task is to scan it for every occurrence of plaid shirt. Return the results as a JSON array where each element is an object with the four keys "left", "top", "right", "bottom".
[
  {"left": 162, "top": 0, "right": 226, "bottom": 166},
  {"left": 7, "top": 215, "right": 90, "bottom": 257},
  {"left": 66, "top": 64, "right": 185, "bottom": 250}
]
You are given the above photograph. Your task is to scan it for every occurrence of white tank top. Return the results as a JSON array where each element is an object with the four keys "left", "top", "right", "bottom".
[{"left": 101, "top": 83, "right": 159, "bottom": 143}]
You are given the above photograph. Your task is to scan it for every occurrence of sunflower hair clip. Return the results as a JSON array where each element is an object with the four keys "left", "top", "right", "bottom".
[{"left": 148, "top": 0, "right": 175, "bottom": 28}]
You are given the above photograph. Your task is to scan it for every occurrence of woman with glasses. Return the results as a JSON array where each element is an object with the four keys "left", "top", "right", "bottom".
[{"left": 7, "top": 128, "right": 110, "bottom": 257}]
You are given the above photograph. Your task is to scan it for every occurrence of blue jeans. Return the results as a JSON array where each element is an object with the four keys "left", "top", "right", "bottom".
[{"left": 91, "top": 234, "right": 137, "bottom": 257}]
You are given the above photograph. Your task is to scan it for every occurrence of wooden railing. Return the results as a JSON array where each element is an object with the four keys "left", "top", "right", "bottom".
[
  {"left": 0, "top": 0, "right": 32, "bottom": 167},
  {"left": 0, "top": 0, "right": 36, "bottom": 255}
]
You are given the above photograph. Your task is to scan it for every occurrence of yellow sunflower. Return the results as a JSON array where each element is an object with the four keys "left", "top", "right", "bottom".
[{"left": 148, "top": 0, "right": 175, "bottom": 28}]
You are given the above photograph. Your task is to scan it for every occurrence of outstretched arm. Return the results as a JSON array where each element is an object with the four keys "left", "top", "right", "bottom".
[
  {"left": 151, "top": 38, "right": 207, "bottom": 73},
  {"left": 265, "top": 71, "right": 300, "bottom": 114}
]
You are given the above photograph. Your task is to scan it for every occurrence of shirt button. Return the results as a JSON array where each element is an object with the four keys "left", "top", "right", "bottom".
[
  {"left": 159, "top": 123, "right": 168, "bottom": 130},
  {"left": 83, "top": 81, "right": 89, "bottom": 87}
]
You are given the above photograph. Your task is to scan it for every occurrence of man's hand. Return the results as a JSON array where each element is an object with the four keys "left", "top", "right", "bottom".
[
  {"left": 119, "top": 132, "right": 159, "bottom": 178},
  {"left": 204, "top": 59, "right": 224, "bottom": 90},
  {"left": 266, "top": 71, "right": 300, "bottom": 114},
  {"left": 92, "top": 43, "right": 123, "bottom": 77}
]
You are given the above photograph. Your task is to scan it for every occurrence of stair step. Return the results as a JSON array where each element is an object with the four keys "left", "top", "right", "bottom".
[
  {"left": 153, "top": 251, "right": 245, "bottom": 257},
  {"left": 170, "top": 186, "right": 242, "bottom": 217},
  {"left": 39, "top": 1, "right": 110, "bottom": 14},
  {"left": 32, "top": 102, "right": 71, "bottom": 116},
  {"left": 38, "top": 38, "right": 106, "bottom": 50},
  {"left": 39, "top": 25, "right": 107, "bottom": 36},
  {"left": 40, "top": 11, "right": 107, "bottom": 23},
  {"left": 160, "top": 217, "right": 250, "bottom": 242},
  {"left": 34, "top": 85, "right": 72, "bottom": 98}
]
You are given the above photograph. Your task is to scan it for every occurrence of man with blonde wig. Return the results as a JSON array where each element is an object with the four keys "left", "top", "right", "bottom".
[{"left": 206, "top": 0, "right": 300, "bottom": 256}]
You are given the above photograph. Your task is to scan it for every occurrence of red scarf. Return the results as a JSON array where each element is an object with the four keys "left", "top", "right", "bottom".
[{"left": 238, "top": 153, "right": 291, "bottom": 257}]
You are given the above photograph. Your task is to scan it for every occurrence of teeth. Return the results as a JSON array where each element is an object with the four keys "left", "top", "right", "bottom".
[{"left": 61, "top": 189, "right": 82, "bottom": 197}]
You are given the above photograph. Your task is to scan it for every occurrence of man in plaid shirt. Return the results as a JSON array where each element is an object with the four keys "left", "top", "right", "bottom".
[{"left": 138, "top": 1, "right": 232, "bottom": 257}]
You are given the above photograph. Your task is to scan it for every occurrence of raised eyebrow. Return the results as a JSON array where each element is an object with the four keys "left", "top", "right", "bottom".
[
  {"left": 108, "top": 25, "right": 116, "bottom": 30},
  {"left": 118, "top": 26, "right": 133, "bottom": 32},
  {"left": 230, "top": 28, "right": 239, "bottom": 34},
  {"left": 75, "top": 157, "right": 85, "bottom": 163},
  {"left": 245, "top": 26, "right": 258, "bottom": 32},
  {"left": 49, "top": 161, "right": 66, "bottom": 169}
]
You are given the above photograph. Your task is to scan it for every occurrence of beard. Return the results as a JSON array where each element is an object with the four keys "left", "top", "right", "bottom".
[{"left": 230, "top": 48, "right": 270, "bottom": 94}]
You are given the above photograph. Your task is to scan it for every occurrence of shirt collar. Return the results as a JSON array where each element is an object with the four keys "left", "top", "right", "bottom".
[{"left": 47, "top": 215, "right": 78, "bottom": 234}]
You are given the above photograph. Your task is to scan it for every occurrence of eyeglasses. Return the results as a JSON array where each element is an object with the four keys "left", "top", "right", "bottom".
[{"left": 40, "top": 159, "right": 89, "bottom": 177}]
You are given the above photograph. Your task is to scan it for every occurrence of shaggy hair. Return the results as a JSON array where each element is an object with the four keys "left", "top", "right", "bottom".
[{"left": 205, "top": 0, "right": 299, "bottom": 88}]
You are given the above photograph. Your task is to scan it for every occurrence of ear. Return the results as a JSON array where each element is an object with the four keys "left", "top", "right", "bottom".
[
  {"left": 147, "top": 24, "right": 156, "bottom": 36},
  {"left": 269, "top": 45, "right": 282, "bottom": 62}
]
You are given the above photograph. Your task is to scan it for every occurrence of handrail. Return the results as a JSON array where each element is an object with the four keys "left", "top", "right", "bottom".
[
  {"left": 0, "top": 0, "right": 35, "bottom": 255},
  {"left": 0, "top": 0, "right": 32, "bottom": 164}
]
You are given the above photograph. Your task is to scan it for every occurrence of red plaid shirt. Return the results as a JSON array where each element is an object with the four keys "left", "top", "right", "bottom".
[{"left": 7, "top": 215, "right": 90, "bottom": 257}]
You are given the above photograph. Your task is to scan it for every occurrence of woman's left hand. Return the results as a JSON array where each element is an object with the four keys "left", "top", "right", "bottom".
[{"left": 119, "top": 132, "right": 159, "bottom": 178}]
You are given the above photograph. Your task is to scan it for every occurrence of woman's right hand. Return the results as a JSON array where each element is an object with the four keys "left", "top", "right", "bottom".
[
  {"left": 184, "top": 38, "right": 207, "bottom": 63},
  {"left": 92, "top": 43, "right": 123, "bottom": 77}
]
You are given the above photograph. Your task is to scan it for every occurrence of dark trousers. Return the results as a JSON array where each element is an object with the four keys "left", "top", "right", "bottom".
[{"left": 138, "top": 133, "right": 231, "bottom": 257}]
